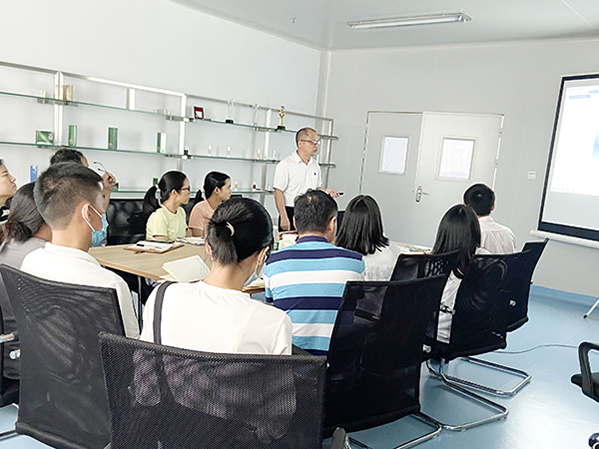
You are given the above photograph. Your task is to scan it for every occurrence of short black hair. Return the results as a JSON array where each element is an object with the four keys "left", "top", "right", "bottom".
[
  {"left": 463, "top": 183, "right": 495, "bottom": 216},
  {"left": 295, "top": 127, "right": 316, "bottom": 146},
  {"left": 432, "top": 204, "right": 481, "bottom": 278},
  {"left": 207, "top": 197, "right": 272, "bottom": 265},
  {"left": 294, "top": 189, "right": 337, "bottom": 234},
  {"left": 336, "top": 195, "right": 389, "bottom": 255},
  {"left": 50, "top": 149, "right": 85, "bottom": 166},
  {"left": 34, "top": 163, "right": 103, "bottom": 230}
]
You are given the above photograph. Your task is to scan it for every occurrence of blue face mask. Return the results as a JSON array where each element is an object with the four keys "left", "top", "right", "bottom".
[{"left": 91, "top": 212, "right": 109, "bottom": 247}]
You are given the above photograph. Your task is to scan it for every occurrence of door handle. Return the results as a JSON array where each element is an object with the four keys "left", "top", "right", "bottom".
[{"left": 415, "top": 185, "right": 429, "bottom": 203}]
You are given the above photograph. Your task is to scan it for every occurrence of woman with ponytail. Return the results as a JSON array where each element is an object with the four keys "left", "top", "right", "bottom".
[
  {"left": 188, "top": 171, "right": 231, "bottom": 237},
  {"left": 0, "top": 182, "right": 52, "bottom": 379},
  {"left": 140, "top": 197, "right": 292, "bottom": 355},
  {"left": 144, "top": 171, "right": 190, "bottom": 241}
]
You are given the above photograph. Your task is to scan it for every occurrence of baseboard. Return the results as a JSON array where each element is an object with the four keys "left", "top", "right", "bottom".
[{"left": 530, "top": 284, "right": 597, "bottom": 308}]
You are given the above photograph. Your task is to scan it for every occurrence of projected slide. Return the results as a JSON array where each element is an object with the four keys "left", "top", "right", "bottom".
[
  {"left": 540, "top": 74, "right": 599, "bottom": 241},
  {"left": 549, "top": 84, "right": 599, "bottom": 196}
]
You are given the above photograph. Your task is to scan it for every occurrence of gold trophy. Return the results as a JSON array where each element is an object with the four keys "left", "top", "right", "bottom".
[{"left": 277, "top": 106, "right": 286, "bottom": 130}]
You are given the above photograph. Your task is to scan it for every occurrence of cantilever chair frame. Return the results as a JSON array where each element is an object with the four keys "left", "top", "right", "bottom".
[
  {"left": 325, "top": 278, "right": 449, "bottom": 448},
  {"left": 426, "top": 249, "right": 541, "bottom": 401}
]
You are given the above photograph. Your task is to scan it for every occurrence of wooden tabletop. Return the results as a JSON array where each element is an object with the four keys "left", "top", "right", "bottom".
[{"left": 89, "top": 243, "right": 212, "bottom": 281}]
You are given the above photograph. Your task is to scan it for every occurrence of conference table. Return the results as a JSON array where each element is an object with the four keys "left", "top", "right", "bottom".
[{"left": 89, "top": 243, "right": 266, "bottom": 326}]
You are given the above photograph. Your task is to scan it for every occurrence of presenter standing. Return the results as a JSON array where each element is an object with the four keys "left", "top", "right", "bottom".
[{"left": 273, "top": 127, "right": 339, "bottom": 231}]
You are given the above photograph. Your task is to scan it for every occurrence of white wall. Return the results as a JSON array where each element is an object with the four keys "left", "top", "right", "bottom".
[
  {"left": 0, "top": 0, "right": 323, "bottom": 216},
  {"left": 325, "top": 38, "right": 599, "bottom": 296}
]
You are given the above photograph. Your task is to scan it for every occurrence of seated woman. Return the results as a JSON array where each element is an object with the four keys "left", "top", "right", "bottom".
[
  {"left": 0, "top": 160, "right": 17, "bottom": 225},
  {"left": 433, "top": 204, "right": 488, "bottom": 344},
  {"left": 144, "top": 171, "right": 190, "bottom": 241},
  {"left": 0, "top": 182, "right": 52, "bottom": 379},
  {"left": 140, "top": 197, "right": 292, "bottom": 354},
  {"left": 336, "top": 195, "right": 400, "bottom": 281},
  {"left": 188, "top": 171, "right": 231, "bottom": 237}
]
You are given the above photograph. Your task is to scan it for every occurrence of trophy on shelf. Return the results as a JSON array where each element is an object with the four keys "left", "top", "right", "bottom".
[
  {"left": 225, "top": 99, "right": 234, "bottom": 124},
  {"left": 277, "top": 106, "right": 286, "bottom": 130}
]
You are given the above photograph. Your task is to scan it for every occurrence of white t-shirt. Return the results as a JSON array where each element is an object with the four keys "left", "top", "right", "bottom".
[
  {"left": 362, "top": 242, "right": 401, "bottom": 281},
  {"left": 273, "top": 151, "right": 322, "bottom": 207},
  {"left": 21, "top": 243, "right": 140, "bottom": 338},
  {"left": 479, "top": 216, "right": 517, "bottom": 254},
  {"left": 140, "top": 281, "right": 292, "bottom": 355}
]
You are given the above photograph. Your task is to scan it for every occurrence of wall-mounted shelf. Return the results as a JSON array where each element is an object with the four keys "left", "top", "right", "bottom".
[{"left": 0, "top": 59, "right": 338, "bottom": 201}]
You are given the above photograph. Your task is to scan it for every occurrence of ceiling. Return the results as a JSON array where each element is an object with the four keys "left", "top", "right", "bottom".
[{"left": 170, "top": 0, "right": 599, "bottom": 50}]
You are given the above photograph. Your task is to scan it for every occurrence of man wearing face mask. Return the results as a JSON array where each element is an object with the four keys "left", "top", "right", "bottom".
[
  {"left": 21, "top": 163, "right": 139, "bottom": 338},
  {"left": 49, "top": 149, "right": 115, "bottom": 246}
]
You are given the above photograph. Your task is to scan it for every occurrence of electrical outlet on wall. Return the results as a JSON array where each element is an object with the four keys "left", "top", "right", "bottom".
[{"left": 527, "top": 171, "right": 536, "bottom": 180}]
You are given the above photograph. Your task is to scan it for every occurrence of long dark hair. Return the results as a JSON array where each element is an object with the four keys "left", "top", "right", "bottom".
[
  {"left": 0, "top": 183, "right": 45, "bottom": 244},
  {"left": 432, "top": 204, "right": 481, "bottom": 279},
  {"left": 336, "top": 195, "right": 389, "bottom": 255},
  {"left": 143, "top": 171, "right": 187, "bottom": 213},
  {"left": 206, "top": 197, "right": 273, "bottom": 265}
]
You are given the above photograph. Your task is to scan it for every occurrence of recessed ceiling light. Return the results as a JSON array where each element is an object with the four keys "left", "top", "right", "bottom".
[{"left": 348, "top": 13, "right": 471, "bottom": 30}]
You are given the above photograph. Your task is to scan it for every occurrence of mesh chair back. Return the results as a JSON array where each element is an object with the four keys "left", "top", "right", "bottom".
[
  {"left": 0, "top": 265, "right": 125, "bottom": 449},
  {"left": 99, "top": 333, "right": 327, "bottom": 449},
  {"left": 507, "top": 239, "right": 548, "bottom": 331},
  {"left": 0, "top": 291, "right": 18, "bottom": 407},
  {"left": 391, "top": 250, "right": 459, "bottom": 282},
  {"left": 106, "top": 199, "right": 145, "bottom": 244},
  {"left": 430, "top": 254, "right": 519, "bottom": 360},
  {"left": 324, "top": 276, "right": 447, "bottom": 435}
]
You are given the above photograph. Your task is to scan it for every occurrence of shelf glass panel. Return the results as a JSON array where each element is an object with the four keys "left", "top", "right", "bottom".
[
  {"left": 0, "top": 140, "right": 179, "bottom": 157},
  {"left": 0, "top": 90, "right": 186, "bottom": 121},
  {"left": 112, "top": 189, "right": 273, "bottom": 195},
  {"left": 182, "top": 153, "right": 278, "bottom": 164},
  {"left": 0, "top": 89, "right": 339, "bottom": 139}
]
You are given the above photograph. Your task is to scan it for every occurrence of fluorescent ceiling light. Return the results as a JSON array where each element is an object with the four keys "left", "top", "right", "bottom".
[{"left": 348, "top": 13, "right": 471, "bottom": 30}]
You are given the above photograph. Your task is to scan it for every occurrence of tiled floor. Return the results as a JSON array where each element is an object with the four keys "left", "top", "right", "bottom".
[{"left": 1, "top": 288, "right": 598, "bottom": 448}]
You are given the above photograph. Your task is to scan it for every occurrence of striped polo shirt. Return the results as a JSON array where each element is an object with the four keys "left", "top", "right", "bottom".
[{"left": 264, "top": 235, "right": 365, "bottom": 355}]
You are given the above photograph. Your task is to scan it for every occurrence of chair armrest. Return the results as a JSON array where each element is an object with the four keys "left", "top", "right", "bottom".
[
  {"left": 9, "top": 349, "right": 19, "bottom": 360},
  {"left": 0, "top": 332, "right": 17, "bottom": 344},
  {"left": 578, "top": 341, "right": 599, "bottom": 399}
]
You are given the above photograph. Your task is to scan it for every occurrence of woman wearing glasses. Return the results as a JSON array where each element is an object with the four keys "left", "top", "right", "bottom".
[
  {"left": 143, "top": 171, "right": 191, "bottom": 241},
  {"left": 273, "top": 127, "right": 339, "bottom": 231}
]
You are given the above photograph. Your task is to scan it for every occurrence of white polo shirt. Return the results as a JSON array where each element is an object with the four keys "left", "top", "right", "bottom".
[
  {"left": 273, "top": 151, "right": 322, "bottom": 207},
  {"left": 140, "top": 281, "right": 292, "bottom": 355},
  {"left": 21, "top": 243, "right": 140, "bottom": 338},
  {"left": 479, "top": 216, "right": 517, "bottom": 254}
]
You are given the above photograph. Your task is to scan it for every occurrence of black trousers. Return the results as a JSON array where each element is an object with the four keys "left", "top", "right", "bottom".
[{"left": 278, "top": 206, "right": 296, "bottom": 232}]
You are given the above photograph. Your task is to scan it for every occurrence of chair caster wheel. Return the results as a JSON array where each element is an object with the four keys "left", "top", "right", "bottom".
[{"left": 589, "top": 433, "right": 599, "bottom": 448}]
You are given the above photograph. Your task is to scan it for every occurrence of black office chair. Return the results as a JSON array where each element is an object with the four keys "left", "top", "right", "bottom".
[
  {"left": 324, "top": 276, "right": 447, "bottom": 448},
  {"left": 571, "top": 341, "right": 599, "bottom": 448},
  {"left": 106, "top": 198, "right": 146, "bottom": 245},
  {"left": 390, "top": 250, "right": 459, "bottom": 282},
  {"left": 0, "top": 265, "right": 126, "bottom": 449},
  {"left": 98, "top": 332, "right": 328, "bottom": 449},
  {"left": 506, "top": 239, "right": 548, "bottom": 332},
  {"left": 0, "top": 300, "right": 19, "bottom": 440},
  {"left": 423, "top": 254, "right": 530, "bottom": 430}
]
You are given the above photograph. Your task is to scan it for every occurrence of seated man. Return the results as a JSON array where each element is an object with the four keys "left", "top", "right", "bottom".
[
  {"left": 264, "top": 189, "right": 364, "bottom": 355},
  {"left": 463, "top": 183, "right": 516, "bottom": 254},
  {"left": 50, "top": 149, "right": 116, "bottom": 247},
  {"left": 22, "top": 163, "right": 139, "bottom": 338}
]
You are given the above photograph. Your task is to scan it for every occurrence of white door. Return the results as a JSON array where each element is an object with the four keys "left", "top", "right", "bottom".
[
  {"left": 360, "top": 112, "right": 422, "bottom": 242},
  {"left": 361, "top": 111, "right": 503, "bottom": 247}
]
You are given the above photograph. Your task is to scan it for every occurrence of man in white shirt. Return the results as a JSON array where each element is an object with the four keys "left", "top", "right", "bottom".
[
  {"left": 273, "top": 127, "right": 339, "bottom": 231},
  {"left": 21, "top": 163, "right": 140, "bottom": 338},
  {"left": 463, "top": 183, "right": 516, "bottom": 254}
]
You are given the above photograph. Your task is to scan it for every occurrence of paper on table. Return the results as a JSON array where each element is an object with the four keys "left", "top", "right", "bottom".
[{"left": 162, "top": 255, "right": 210, "bottom": 283}]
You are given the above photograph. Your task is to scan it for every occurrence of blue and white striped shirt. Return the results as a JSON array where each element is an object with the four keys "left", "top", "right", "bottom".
[{"left": 264, "top": 236, "right": 365, "bottom": 355}]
